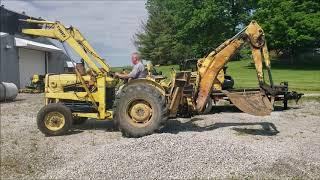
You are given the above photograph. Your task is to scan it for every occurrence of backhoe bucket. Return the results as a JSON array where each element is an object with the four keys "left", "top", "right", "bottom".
[{"left": 224, "top": 91, "right": 273, "bottom": 116}]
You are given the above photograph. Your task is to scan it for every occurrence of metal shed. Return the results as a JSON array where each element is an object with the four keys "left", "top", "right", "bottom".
[{"left": 0, "top": 6, "right": 70, "bottom": 88}]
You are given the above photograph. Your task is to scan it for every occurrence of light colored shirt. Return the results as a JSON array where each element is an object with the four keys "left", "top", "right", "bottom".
[{"left": 128, "top": 62, "right": 147, "bottom": 79}]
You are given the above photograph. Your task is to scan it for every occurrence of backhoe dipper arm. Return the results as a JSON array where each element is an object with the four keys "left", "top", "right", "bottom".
[{"left": 196, "top": 21, "right": 273, "bottom": 111}]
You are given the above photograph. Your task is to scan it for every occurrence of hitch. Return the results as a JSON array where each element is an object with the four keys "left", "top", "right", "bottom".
[{"left": 261, "top": 82, "right": 303, "bottom": 109}]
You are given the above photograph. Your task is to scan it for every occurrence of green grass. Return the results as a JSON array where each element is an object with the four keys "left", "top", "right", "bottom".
[
  {"left": 111, "top": 66, "right": 132, "bottom": 72},
  {"left": 154, "top": 59, "right": 320, "bottom": 93},
  {"left": 301, "top": 96, "right": 320, "bottom": 102},
  {"left": 154, "top": 65, "right": 180, "bottom": 79},
  {"left": 112, "top": 59, "right": 320, "bottom": 93},
  {"left": 227, "top": 59, "right": 320, "bottom": 93}
]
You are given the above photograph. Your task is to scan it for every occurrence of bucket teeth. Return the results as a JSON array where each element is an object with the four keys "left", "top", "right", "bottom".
[{"left": 225, "top": 91, "right": 273, "bottom": 116}]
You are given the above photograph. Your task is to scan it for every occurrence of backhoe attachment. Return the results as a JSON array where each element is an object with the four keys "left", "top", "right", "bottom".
[
  {"left": 195, "top": 21, "right": 275, "bottom": 116},
  {"left": 192, "top": 21, "right": 292, "bottom": 116}
]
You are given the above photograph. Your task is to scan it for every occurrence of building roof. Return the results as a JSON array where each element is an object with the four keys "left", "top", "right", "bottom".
[
  {"left": 0, "top": 6, "right": 41, "bottom": 35},
  {"left": 15, "top": 37, "right": 61, "bottom": 52},
  {"left": 0, "top": 32, "right": 8, "bottom": 37},
  {"left": 1, "top": 6, "right": 62, "bottom": 52}
]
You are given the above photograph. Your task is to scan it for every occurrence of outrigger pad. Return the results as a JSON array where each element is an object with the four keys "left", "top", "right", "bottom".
[{"left": 225, "top": 91, "right": 273, "bottom": 116}]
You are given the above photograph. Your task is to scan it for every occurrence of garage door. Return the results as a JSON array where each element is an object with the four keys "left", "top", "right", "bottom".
[{"left": 18, "top": 48, "right": 46, "bottom": 88}]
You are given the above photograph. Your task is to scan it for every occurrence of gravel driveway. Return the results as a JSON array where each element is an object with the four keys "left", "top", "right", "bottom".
[{"left": 1, "top": 93, "right": 319, "bottom": 179}]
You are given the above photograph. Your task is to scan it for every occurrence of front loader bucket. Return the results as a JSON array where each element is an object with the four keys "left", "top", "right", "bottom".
[{"left": 224, "top": 91, "right": 273, "bottom": 116}]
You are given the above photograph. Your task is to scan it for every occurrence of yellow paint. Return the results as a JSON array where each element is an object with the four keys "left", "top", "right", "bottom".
[
  {"left": 44, "top": 112, "right": 65, "bottom": 131},
  {"left": 73, "top": 111, "right": 113, "bottom": 119},
  {"left": 31, "top": 74, "right": 40, "bottom": 84}
]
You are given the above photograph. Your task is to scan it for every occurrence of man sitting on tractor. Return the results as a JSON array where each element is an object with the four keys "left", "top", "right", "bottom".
[{"left": 115, "top": 52, "right": 147, "bottom": 80}]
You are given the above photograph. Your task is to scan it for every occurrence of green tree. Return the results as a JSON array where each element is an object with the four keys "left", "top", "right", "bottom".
[
  {"left": 254, "top": 0, "right": 320, "bottom": 60},
  {"left": 135, "top": 0, "right": 256, "bottom": 64},
  {"left": 134, "top": 0, "right": 175, "bottom": 65}
]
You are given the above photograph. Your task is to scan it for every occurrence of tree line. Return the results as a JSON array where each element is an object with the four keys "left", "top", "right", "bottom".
[{"left": 134, "top": 0, "right": 320, "bottom": 65}]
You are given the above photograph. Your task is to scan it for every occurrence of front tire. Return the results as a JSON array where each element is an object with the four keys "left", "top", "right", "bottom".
[
  {"left": 37, "top": 103, "right": 73, "bottom": 136},
  {"left": 113, "top": 83, "right": 168, "bottom": 137}
]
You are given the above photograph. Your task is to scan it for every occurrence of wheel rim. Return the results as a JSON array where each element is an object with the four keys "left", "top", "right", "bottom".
[
  {"left": 127, "top": 100, "right": 153, "bottom": 127},
  {"left": 44, "top": 112, "right": 65, "bottom": 131}
]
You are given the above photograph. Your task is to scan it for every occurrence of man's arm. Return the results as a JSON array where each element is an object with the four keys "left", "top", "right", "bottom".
[
  {"left": 127, "top": 66, "right": 139, "bottom": 79},
  {"left": 115, "top": 65, "right": 138, "bottom": 79},
  {"left": 115, "top": 72, "right": 129, "bottom": 79}
]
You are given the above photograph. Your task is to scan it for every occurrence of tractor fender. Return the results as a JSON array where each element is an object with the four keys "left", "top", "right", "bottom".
[{"left": 123, "top": 78, "right": 166, "bottom": 96}]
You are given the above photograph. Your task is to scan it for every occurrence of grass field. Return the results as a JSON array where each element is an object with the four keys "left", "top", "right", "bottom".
[
  {"left": 113, "top": 59, "right": 320, "bottom": 93},
  {"left": 226, "top": 59, "right": 320, "bottom": 93}
]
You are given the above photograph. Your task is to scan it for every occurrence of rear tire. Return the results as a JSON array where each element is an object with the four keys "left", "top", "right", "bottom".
[
  {"left": 200, "top": 98, "right": 213, "bottom": 114},
  {"left": 37, "top": 103, "right": 72, "bottom": 136},
  {"left": 222, "top": 75, "right": 234, "bottom": 90},
  {"left": 113, "top": 83, "right": 168, "bottom": 137}
]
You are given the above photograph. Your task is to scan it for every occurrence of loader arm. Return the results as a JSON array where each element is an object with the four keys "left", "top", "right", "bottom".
[
  {"left": 68, "top": 27, "right": 111, "bottom": 72},
  {"left": 20, "top": 19, "right": 111, "bottom": 74},
  {"left": 196, "top": 21, "right": 273, "bottom": 112},
  {"left": 20, "top": 19, "right": 113, "bottom": 119}
]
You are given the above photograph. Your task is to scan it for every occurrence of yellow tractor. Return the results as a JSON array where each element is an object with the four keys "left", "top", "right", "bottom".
[
  {"left": 20, "top": 74, "right": 45, "bottom": 93},
  {"left": 20, "top": 19, "right": 301, "bottom": 137}
]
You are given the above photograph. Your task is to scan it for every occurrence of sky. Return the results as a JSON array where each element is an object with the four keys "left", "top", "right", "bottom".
[{"left": 1, "top": 0, "right": 148, "bottom": 66}]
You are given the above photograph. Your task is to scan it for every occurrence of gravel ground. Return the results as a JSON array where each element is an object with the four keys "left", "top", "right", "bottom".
[{"left": 1, "top": 93, "right": 320, "bottom": 179}]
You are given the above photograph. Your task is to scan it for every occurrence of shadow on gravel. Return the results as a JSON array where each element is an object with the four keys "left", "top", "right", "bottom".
[
  {"left": 72, "top": 118, "right": 117, "bottom": 132},
  {"left": 161, "top": 119, "right": 279, "bottom": 136},
  {"left": 70, "top": 108, "right": 279, "bottom": 136},
  {"left": 64, "top": 130, "right": 84, "bottom": 135},
  {"left": 62, "top": 119, "right": 117, "bottom": 136},
  {"left": 212, "top": 105, "right": 300, "bottom": 113},
  {"left": 232, "top": 125, "right": 279, "bottom": 136},
  {"left": 273, "top": 105, "right": 301, "bottom": 111},
  {"left": 212, "top": 105, "right": 242, "bottom": 113}
]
